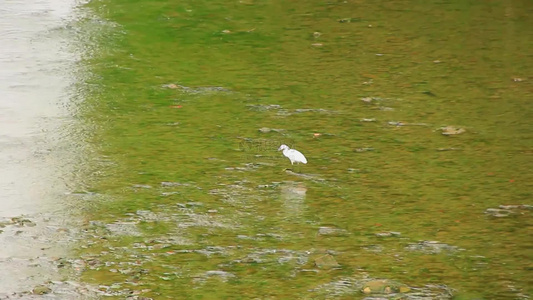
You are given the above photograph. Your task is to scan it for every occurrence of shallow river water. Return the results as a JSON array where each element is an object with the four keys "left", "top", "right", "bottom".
[
  {"left": 0, "top": 0, "right": 84, "bottom": 297},
  {"left": 73, "top": 1, "right": 532, "bottom": 299},
  {"left": 2, "top": 0, "right": 532, "bottom": 299}
]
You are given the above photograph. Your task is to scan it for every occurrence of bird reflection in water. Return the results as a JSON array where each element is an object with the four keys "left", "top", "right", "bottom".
[{"left": 280, "top": 181, "right": 307, "bottom": 222}]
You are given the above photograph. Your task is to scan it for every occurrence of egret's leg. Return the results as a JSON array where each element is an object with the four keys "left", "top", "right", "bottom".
[{"left": 283, "top": 160, "right": 294, "bottom": 172}]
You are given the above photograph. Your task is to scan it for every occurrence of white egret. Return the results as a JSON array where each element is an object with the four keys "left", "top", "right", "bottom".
[{"left": 278, "top": 144, "right": 307, "bottom": 166}]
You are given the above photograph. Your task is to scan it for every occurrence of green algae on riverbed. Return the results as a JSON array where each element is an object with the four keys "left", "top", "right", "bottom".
[{"left": 78, "top": 0, "right": 532, "bottom": 298}]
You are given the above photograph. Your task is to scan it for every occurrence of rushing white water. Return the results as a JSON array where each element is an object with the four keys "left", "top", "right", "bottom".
[{"left": 0, "top": 0, "right": 83, "bottom": 295}]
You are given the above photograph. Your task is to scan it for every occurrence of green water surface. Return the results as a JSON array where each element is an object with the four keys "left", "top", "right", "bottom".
[{"left": 77, "top": 0, "right": 532, "bottom": 298}]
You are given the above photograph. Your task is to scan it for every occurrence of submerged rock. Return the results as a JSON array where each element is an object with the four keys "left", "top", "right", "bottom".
[
  {"left": 246, "top": 104, "right": 281, "bottom": 111},
  {"left": 318, "top": 226, "right": 349, "bottom": 236},
  {"left": 439, "top": 126, "right": 466, "bottom": 135},
  {"left": 312, "top": 277, "right": 452, "bottom": 298},
  {"left": 205, "top": 270, "right": 236, "bottom": 279},
  {"left": 161, "top": 181, "right": 191, "bottom": 187},
  {"left": 485, "top": 205, "right": 531, "bottom": 217},
  {"left": 388, "top": 121, "right": 429, "bottom": 127},
  {"left": 354, "top": 147, "right": 375, "bottom": 153},
  {"left": 362, "top": 280, "right": 396, "bottom": 294},
  {"left": 405, "top": 241, "right": 460, "bottom": 254},
  {"left": 192, "top": 270, "right": 236, "bottom": 284},
  {"left": 314, "top": 254, "right": 340, "bottom": 269},
  {"left": 162, "top": 83, "right": 230, "bottom": 94},
  {"left": 135, "top": 210, "right": 158, "bottom": 220},
  {"left": 11, "top": 217, "right": 36, "bottom": 227},
  {"left": 105, "top": 222, "right": 141, "bottom": 236},
  {"left": 32, "top": 285, "right": 52, "bottom": 295},
  {"left": 293, "top": 108, "right": 333, "bottom": 113},
  {"left": 499, "top": 204, "right": 532, "bottom": 210},
  {"left": 361, "top": 244, "right": 384, "bottom": 253},
  {"left": 388, "top": 121, "right": 406, "bottom": 126},
  {"left": 258, "top": 127, "right": 284, "bottom": 133},
  {"left": 131, "top": 184, "right": 152, "bottom": 189},
  {"left": 338, "top": 17, "right": 361, "bottom": 23},
  {"left": 276, "top": 108, "right": 338, "bottom": 116},
  {"left": 360, "top": 118, "right": 377, "bottom": 122},
  {"left": 485, "top": 208, "right": 512, "bottom": 217},
  {"left": 375, "top": 231, "right": 401, "bottom": 237}
]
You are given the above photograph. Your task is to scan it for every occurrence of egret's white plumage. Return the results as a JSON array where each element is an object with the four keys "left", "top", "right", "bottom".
[{"left": 278, "top": 144, "right": 307, "bottom": 165}]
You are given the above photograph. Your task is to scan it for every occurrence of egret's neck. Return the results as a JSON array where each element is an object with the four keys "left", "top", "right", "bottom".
[{"left": 282, "top": 148, "right": 290, "bottom": 156}]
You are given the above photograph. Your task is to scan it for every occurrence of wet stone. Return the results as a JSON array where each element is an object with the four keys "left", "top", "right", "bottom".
[
  {"left": 11, "top": 217, "right": 36, "bottom": 227},
  {"left": 32, "top": 285, "right": 52, "bottom": 295}
]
